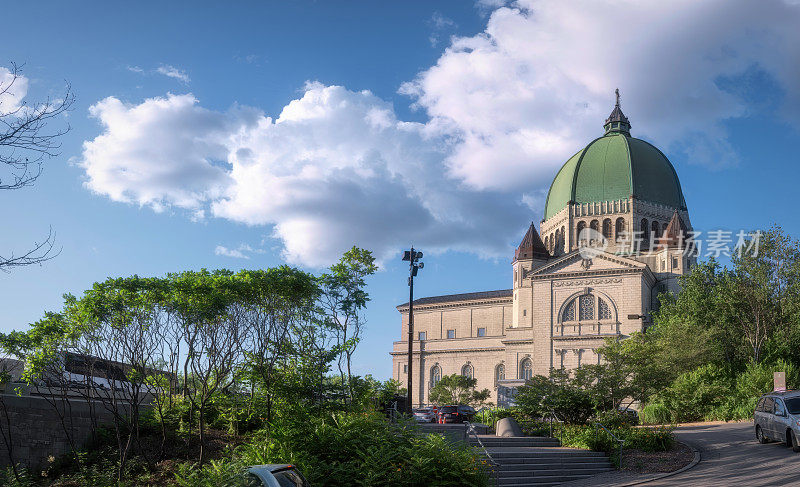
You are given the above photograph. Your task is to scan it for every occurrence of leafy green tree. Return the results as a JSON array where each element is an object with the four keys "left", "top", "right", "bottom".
[
  {"left": 515, "top": 369, "right": 595, "bottom": 424},
  {"left": 429, "top": 374, "right": 491, "bottom": 407},
  {"left": 318, "top": 247, "right": 377, "bottom": 399}
]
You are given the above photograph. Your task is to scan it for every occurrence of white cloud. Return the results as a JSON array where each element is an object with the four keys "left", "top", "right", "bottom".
[
  {"left": 126, "top": 65, "right": 144, "bottom": 74},
  {"left": 80, "top": 1, "right": 800, "bottom": 267},
  {"left": 215, "top": 244, "right": 256, "bottom": 259},
  {"left": 0, "top": 66, "right": 29, "bottom": 113},
  {"left": 81, "top": 84, "right": 529, "bottom": 267},
  {"left": 156, "top": 64, "right": 190, "bottom": 83},
  {"left": 402, "top": 0, "right": 800, "bottom": 189}
]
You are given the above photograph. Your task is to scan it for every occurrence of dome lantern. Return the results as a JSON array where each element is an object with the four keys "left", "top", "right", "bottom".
[{"left": 603, "top": 88, "right": 631, "bottom": 135}]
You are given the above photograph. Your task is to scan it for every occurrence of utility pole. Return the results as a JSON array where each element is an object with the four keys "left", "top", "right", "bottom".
[{"left": 401, "top": 247, "right": 423, "bottom": 414}]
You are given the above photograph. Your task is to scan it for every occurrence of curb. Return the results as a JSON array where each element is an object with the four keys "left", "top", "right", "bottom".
[{"left": 617, "top": 441, "right": 701, "bottom": 487}]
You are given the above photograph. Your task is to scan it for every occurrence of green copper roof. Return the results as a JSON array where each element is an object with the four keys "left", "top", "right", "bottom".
[{"left": 544, "top": 94, "right": 686, "bottom": 220}]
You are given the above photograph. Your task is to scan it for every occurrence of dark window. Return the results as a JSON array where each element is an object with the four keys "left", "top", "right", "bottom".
[
  {"left": 775, "top": 398, "right": 786, "bottom": 416},
  {"left": 615, "top": 217, "right": 625, "bottom": 242},
  {"left": 764, "top": 397, "right": 775, "bottom": 414},
  {"left": 272, "top": 469, "right": 305, "bottom": 487},
  {"left": 418, "top": 331, "right": 426, "bottom": 341},
  {"left": 477, "top": 327, "right": 486, "bottom": 337},
  {"left": 785, "top": 397, "right": 800, "bottom": 415},
  {"left": 757, "top": 397, "right": 766, "bottom": 412},
  {"left": 447, "top": 329, "right": 455, "bottom": 339},
  {"left": 673, "top": 257, "right": 679, "bottom": 268},
  {"left": 602, "top": 219, "right": 612, "bottom": 239},
  {"left": 403, "top": 364, "right": 407, "bottom": 373}
]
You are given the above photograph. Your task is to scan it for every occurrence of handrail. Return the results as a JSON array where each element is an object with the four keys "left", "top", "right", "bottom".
[
  {"left": 542, "top": 409, "right": 565, "bottom": 444},
  {"left": 593, "top": 422, "right": 625, "bottom": 466},
  {"left": 464, "top": 421, "right": 500, "bottom": 487}
]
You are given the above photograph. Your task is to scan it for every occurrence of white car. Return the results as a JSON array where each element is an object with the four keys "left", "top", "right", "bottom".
[
  {"left": 413, "top": 406, "right": 437, "bottom": 423},
  {"left": 246, "top": 464, "right": 309, "bottom": 487}
]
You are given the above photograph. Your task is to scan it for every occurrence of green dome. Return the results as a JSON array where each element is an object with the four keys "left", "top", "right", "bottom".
[{"left": 543, "top": 96, "right": 686, "bottom": 220}]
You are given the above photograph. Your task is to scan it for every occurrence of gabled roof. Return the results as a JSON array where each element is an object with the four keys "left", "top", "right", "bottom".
[
  {"left": 656, "top": 210, "right": 690, "bottom": 249},
  {"left": 396, "top": 289, "right": 512, "bottom": 309},
  {"left": 527, "top": 248, "right": 648, "bottom": 277},
  {"left": 515, "top": 222, "right": 550, "bottom": 261}
]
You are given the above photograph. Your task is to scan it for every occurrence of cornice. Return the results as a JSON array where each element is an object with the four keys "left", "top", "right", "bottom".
[
  {"left": 390, "top": 346, "right": 505, "bottom": 356},
  {"left": 397, "top": 297, "right": 511, "bottom": 312}
]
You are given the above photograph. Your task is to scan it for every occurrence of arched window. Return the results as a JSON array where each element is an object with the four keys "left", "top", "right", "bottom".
[
  {"left": 590, "top": 219, "right": 599, "bottom": 232},
  {"left": 519, "top": 358, "right": 533, "bottom": 381},
  {"left": 495, "top": 364, "right": 505, "bottom": 383},
  {"left": 615, "top": 218, "right": 625, "bottom": 242},
  {"left": 602, "top": 219, "right": 612, "bottom": 239},
  {"left": 651, "top": 221, "right": 660, "bottom": 244},
  {"left": 431, "top": 365, "right": 441, "bottom": 388},
  {"left": 461, "top": 364, "right": 474, "bottom": 379},
  {"left": 640, "top": 219, "right": 649, "bottom": 247},
  {"left": 577, "top": 221, "right": 587, "bottom": 244},
  {"left": 561, "top": 293, "right": 616, "bottom": 323},
  {"left": 579, "top": 294, "right": 595, "bottom": 320},
  {"left": 598, "top": 298, "right": 612, "bottom": 320},
  {"left": 560, "top": 226, "right": 566, "bottom": 253},
  {"left": 562, "top": 300, "right": 576, "bottom": 321}
]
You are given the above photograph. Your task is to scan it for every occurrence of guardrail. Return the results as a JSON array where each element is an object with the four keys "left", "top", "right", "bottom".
[
  {"left": 543, "top": 409, "right": 565, "bottom": 444},
  {"left": 594, "top": 421, "right": 625, "bottom": 466},
  {"left": 464, "top": 421, "right": 500, "bottom": 487}
]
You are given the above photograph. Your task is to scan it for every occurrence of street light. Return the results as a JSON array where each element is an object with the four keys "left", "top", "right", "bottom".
[{"left": 402, "top": 247, "right": 424, "bottom": 414}]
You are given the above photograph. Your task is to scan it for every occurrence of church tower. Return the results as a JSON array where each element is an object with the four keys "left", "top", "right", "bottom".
[{"left": 511, "top": 223, "right": 549, "bottom": 328}]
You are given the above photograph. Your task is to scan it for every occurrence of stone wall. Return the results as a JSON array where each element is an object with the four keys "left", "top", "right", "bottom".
[{"left": 0, "top": 393, "right": 118, "bottom": 469}]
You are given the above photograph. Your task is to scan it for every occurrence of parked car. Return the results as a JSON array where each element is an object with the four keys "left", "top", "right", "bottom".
[
  {"left": 413, "top": 406, "right": 437, "bottom": 423},
  {"left": 754, "top": 391, "right": 800, "bottom": 452},
  {"left": 438, "top": 405, "right": 476, "bottom": 423},
  {"left": 246, "top": 464, "right": 310, "bottom": 487}
]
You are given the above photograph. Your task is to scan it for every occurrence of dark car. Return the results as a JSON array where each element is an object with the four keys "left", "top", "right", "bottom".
[{"left": 438, "top": 405, "right": 476, "bottom": 423}]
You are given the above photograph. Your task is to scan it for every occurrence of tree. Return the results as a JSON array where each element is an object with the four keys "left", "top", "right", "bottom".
[
  {"left": 515, "top": 369, "right": 595, "bottom": 424},
  {"left": 318, "top": 247, "right": 377, "bottom": 400},
  {"left": 428, "top": 374, "right": 490, "bottom": 406},
  {"left": 1, "top": 63, "right": 73, "bottom": 271}
]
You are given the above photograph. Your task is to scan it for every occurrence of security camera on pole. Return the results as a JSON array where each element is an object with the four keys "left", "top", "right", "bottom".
[{"left": 401, "top": 247, "right": 423, "bottom": 414}]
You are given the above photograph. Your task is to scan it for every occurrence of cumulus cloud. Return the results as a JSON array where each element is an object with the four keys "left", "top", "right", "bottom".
[
  {"left": 0, "top": 66, "right": 29, "bottom": 113},
  {"left": 402, "top": 0, "right": 800, "bottom": 189},
  {"left": 80, "top": 1, "right": 800, "bottom": 267},
  {"left": 156, "top": 64, "right": 190, "bottom": 83}
]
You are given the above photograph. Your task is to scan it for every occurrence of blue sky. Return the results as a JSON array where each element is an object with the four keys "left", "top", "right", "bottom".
[{"left": 1, "top": 0, "right": 799, "bottom": 380}]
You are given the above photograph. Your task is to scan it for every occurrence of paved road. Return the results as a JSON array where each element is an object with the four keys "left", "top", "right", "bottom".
[
  {"left": 562, "top": 421, "right": 800, "bottom": 486},
  {"left": 647, "top": 421, "right": 800, "bottom": 486}
]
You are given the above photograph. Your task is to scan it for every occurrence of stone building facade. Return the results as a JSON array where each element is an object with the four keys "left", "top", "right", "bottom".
[{"left": 390, "top": 94, "right": 696, "bottom": 407}]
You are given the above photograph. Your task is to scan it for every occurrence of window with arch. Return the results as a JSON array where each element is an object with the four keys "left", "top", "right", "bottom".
[
  {"left": 519, "top": 358, "right": 533, "bottom": 381},
  {"left": 431, "top": 365, "right": 441, "bottom": 388},
  {"left": 559, "top": 226, "right": 566, "bottom": 253},
  {"left": 615, "top": 217, "right": 625, "bottom": 242},
  {"left": 590, "top": 219, "right": 599, "bottom": 232},
  {"left": 577, "top": 221, "right": 587, "bottom": 244},
  {"left": 602, "top": 219, "right": 612, "bottom": 239},
  {"left": 651, "top": 221, "right": 660, "bottom": 244},
  {"left": 495, "top": 363, "right": 505, "bottom": 383},
  {"left": 461, "top": 363, "right": 474, "bottom": 379},
  {"left": 640, "top": 218, "right": 649, "bottom": 246},
  {"left": 561, "top": 293, "right": 616, "bottom": 323}
]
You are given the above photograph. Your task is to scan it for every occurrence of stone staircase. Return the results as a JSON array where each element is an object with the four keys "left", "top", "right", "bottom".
[{"left": 469, "top": 435, "right": 613, "bottom": 487}]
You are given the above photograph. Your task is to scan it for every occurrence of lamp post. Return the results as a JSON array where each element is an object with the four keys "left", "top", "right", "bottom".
[{"left": 402, "top": 247, "right": 424, "bottom": 414}]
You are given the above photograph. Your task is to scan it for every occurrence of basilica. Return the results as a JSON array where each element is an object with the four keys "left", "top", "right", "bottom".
[{"left": 390, "top": 93, "right": 696, "bottom": 407}]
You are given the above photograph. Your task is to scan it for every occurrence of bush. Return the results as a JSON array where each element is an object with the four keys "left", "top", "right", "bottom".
[
  {"left": 660, "top": 364, "right": 731, "bottom": 422},
  {"left": 640, "top": 401, "right": 672, "bottom": 425},
  {"left": 179, "top": 412, "right": 491, "bottom": 487},
  {"left": 516, "top": 371, "right": 595, "bottom": 425}
]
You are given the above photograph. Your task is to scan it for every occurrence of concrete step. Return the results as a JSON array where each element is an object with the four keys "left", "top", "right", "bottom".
[
  {"left": 472, "top": 436, "right": 561, "bottom": 447},
  {"left": 498, "top": 462, "right": 613, "bottom": 471},
  {"left": 496, "top": 467, "right": 613, "bottom": 477}
]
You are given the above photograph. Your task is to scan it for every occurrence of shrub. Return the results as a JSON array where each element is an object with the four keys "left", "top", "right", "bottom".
[
  {"left": 660, "top": 364, "right": 731, "bottom": 422},
  {"left": 640, "top": 401, "right": 672, "bottom": 425},
  {"left": 179, "top": 412, "right": 491, "bottom": 487},
  {"left": 516, "top": 371, "right": 595, "bottom": 425}
]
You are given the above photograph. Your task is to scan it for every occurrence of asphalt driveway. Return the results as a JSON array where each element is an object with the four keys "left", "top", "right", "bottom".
[
  {"left": 645, "top": 421, "right": 800, "bottom": 486},
  {"left": 563, "top": 421, "right": 800, "bottom": 486}
]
